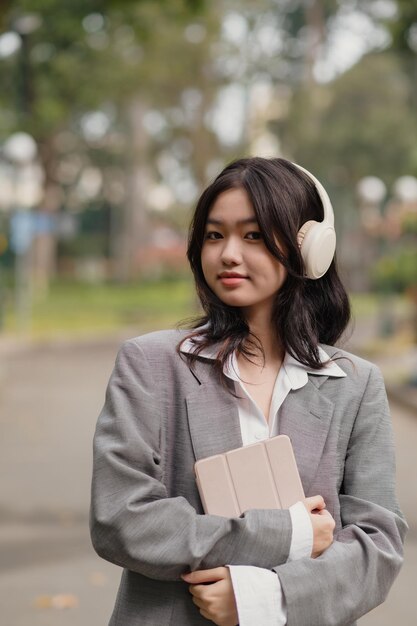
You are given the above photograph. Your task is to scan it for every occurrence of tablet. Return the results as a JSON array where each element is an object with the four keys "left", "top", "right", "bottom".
[{"left": 194, "top": 434, "right": 305, "bottom": 517}]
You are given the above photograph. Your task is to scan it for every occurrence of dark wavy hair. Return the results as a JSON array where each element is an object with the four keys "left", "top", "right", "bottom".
[{"left": 179, "top": 156, "right": 350, "bottom": 372}]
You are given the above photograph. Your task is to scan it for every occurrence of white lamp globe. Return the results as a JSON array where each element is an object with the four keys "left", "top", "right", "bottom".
[{"left": 3, "top": 132, "right": 38, "bottom": 164}]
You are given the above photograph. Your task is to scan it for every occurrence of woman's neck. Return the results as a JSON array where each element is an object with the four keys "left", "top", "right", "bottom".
[
  {"left": 237, "top": 311, "right": 283, "bottom": 420},
  {"left": 243, "top": 308, "right": 283, "bottom": 366}
]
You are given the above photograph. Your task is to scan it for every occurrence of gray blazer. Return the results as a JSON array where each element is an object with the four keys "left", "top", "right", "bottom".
[{"left": 90, "top": 329, "right": 407, "bottom": 626}]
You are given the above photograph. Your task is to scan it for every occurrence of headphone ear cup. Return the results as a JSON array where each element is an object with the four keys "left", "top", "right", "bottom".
[
  {"left": 297, "top": 221, "right": 336, "bottom": 279},
  {"left": 297, "top": 220, "right": 317, "bottom": 248}
]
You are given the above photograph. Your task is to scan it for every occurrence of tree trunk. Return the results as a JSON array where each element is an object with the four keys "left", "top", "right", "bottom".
[
  {"left": 32, "top": 139, "right": 62, "bottom": 295},
  {"left": 303, "top": 0, "right": 326, "bottom": 87},
  {"left": 115, "top": 99, "right": 150, "bottom": 282}
]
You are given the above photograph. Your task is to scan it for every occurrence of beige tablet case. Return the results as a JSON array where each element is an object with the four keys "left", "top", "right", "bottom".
[{"left": 194, "top": 435, "right": 305, "bottom": 517}]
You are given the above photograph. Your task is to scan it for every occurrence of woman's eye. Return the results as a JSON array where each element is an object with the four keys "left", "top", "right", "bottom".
[
  {"left": 205, "top": 231, "right": 222, "bottom": 240},
  {"left": 245, "top": 231, "right": 263, "bottom": 241}
]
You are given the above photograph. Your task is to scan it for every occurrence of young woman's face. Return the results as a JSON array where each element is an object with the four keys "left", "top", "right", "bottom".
[{"left": 201, "top": 187, "right": 287, "bottom": 320}]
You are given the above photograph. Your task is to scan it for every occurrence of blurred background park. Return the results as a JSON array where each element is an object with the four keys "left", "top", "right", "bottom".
[{"left": 0, "top": 0, "right": 416, "bottom": 624}]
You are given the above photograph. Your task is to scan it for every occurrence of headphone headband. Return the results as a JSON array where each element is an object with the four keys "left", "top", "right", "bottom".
[{"left": 292, "top": 163, "right": 334, "bottom": 226}]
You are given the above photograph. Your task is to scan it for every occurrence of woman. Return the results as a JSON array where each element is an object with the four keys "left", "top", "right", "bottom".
[{"left": 90, "top": 157, "right": 406, "bottom": 626}]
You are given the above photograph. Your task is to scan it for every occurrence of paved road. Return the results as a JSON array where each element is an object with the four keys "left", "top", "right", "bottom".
[
  {"left": 0, "top": 335, "right": 415, "bottom": 625},
  {"left": 0, "top": 336, "right": 124, "bottom": 626}
]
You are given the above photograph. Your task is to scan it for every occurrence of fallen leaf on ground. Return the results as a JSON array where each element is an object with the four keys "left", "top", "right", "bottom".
[{"left": 34, "top": 593, "right": 79, "bottom": 609}]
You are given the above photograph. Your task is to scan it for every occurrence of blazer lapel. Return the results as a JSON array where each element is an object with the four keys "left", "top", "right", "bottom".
[
  {"left": 279, "top": 377, "right": 334, "bottom": 494},
  {"left": 185, "top": 359, "right": 335, "bottom": 493},
  {"left": 185, "top": 360, "right": 242, "bottom": 460}
]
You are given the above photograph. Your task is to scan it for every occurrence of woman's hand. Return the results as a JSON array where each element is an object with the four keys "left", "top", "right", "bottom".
[
  {"left": 304, "top": 495, "right": 336, "bottom": 558},
  {"left": 181, "top": 567, "right": 239, "bottom": 626}
]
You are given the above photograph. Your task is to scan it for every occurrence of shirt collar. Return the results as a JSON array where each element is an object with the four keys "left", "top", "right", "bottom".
[
  {"left": 283, "top": 347, "right": 346, "bottom": 390},
  {"left": 180, "top": 334, "right": 346, "bottom": 387}
]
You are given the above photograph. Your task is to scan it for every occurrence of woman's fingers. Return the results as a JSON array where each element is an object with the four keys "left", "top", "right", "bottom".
[
  {"left": 191, "top": 594, "right": 214, "bottom": 621},
  {"left": 302, "top": 495, "right": 336, "bottom": 558},
  {"left": 191, "top": 592, "right": 205, "bottom": 607},
  {"left": 198, "top": 608, "right": 212, "bottom": 621},
  {"left": 181, "top": 567, "right": 226, "bottom": 585},
  {"left": 309, "top": 508, "right": 336, "bottom": 557},
  {"left": 185, "top": 571, "right": 239, "bottom": 626},
  {"left": 317, "top": 508, "right": 333, "bottom": 518},
  {"left": 304, "top": 494, "right": 326, "bottom": 512}
]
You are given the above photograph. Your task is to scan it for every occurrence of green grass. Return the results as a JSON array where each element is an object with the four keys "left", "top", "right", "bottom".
[
  {"left": 2, "top": 278, "right": 198, "bottom": 339},
  {"left": 1, "top": 279, "right": 413, "bottom": 342},
  {"left": 350, "top": 292, "right": 411, "bottom": 319}
]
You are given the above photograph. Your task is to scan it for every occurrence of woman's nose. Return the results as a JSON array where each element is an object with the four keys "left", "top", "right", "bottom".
[{"left": 220, "top": 237, "right": 242, "bottom": 265}]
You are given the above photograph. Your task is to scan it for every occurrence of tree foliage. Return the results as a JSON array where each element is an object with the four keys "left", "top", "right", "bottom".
[
  {"left": 386, "top": 0, "right": 417, "bottom": 54},
  {"left": 280, "top": 52, "right": 417, "bottom": 188},
  {"left": 0, "top": 0, "right": 207, "bottom": 136},
  {"left": 1, "top": 0, "right": 417, "bottom": 292}
]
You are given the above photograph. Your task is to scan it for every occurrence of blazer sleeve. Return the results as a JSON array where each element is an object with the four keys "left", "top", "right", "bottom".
[
  {"left": 272, "top": 364, "right": 408, "bottom": 626},
  {"left": 90, "top": 339, "right": 292, "bottom": 581}
]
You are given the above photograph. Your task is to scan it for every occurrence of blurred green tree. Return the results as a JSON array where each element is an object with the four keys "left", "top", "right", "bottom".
[
  {"left": 279, "top": 52, "right": 417, "bottom": 187},
  {"left": 0, "top": 0, "right": 212, "bottom": 286},
  {"left": 386, "top": 0, "right": 417, "bottom": 54},
  {"left": 266, "top": 2, "right": 417, "bottom": 299},
  {"left": 2, "top": 0, "right": 417, "bottom": 293},
  {"left": 372, "top": 210, "right": 417, "bottom": 340}
]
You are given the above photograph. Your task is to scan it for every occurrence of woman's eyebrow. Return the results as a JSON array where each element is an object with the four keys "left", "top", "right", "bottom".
[{"left": 206, "top": 217, "right": 258, "bottom": 225}]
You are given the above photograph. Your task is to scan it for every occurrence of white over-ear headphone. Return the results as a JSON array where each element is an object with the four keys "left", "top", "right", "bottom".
[{"left": 293, "top": 163, "right": 336, "bottom": 280}]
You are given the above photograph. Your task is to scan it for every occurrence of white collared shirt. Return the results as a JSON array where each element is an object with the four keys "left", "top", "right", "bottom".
[{"left": 181, "top": 338, "right": 346, "bottom": 626}]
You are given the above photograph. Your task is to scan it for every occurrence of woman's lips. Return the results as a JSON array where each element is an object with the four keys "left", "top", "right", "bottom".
[{"left": 218, "top": 273, "right": 248, "bottom": 286}]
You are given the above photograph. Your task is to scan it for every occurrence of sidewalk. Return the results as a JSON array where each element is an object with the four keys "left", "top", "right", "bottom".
[{"left": 0, "top": 334, "right": 124, "bottom": 625}]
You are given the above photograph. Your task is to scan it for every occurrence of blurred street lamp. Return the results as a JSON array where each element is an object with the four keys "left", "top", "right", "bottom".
[
  {"left": 356, "top": 176, "right": 388, "bottom": 242},
  {"left": 393, "top": 176, "right": 417, "bottom": 203},
  {"left": 358, "top": 174, "right": 417, "bottom": 239},
  {"left": 2, "top": 132, "right": 43, "bottom": 334}
]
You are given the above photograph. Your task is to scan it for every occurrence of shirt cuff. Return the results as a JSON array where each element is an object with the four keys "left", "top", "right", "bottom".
[
  {"left": 288, "top": 500, "right": 313, "bottom": 561},
  {"left": 227, "top": 565, "right": 286, "bottom": 626}
]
